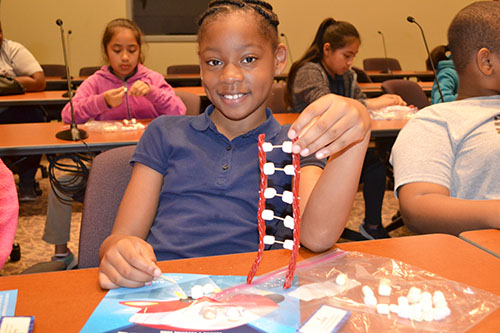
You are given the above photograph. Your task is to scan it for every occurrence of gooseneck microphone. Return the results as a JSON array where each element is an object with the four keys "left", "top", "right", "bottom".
[
  {"left": 407, "top": 16, "right": 444, "bottom": 103},
  {"left": 377, "top": 31, "right": 391, "bottom": 74},
  {"left": 55, "top": 19, "right": 88, "bottom": 141},
  {"left": 280, "top": 32, "right": 293, "bottom": 64}
]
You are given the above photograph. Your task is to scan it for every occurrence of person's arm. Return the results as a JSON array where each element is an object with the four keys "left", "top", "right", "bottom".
[
  {"left": 398, "top": 182, "right": 500, "bottom": 235},
  {"left": 99, "top": 163, "right": 163, "bottom": 289},
  {"left": 365, "top": 94, "right": 406, "bottom": 110},
  {"left": 289, "top": 94, "right": 371, "bottom": 251},
  {"left": 61, "top": 77, "right": 121, "bottom": 124},
  {"left": 141, "top": 72, "right": 186, "bottom": 116},
  {"left": 15, "top": 71, "right": 45, "bottom": 91}
]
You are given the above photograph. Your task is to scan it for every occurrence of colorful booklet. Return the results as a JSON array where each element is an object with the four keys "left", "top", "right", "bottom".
[{"left": 81, "top": 273, "right": 301, "bottom": 332}]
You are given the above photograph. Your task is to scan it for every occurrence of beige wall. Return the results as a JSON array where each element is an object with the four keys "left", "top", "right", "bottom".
[{"left": 1, "top": 0, "right": 475, "bottom": 76}]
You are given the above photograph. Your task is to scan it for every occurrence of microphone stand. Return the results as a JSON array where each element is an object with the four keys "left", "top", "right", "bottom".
[
  {"left": 378, "top": 31, "right": 391, "bottom": 74},
  {"left": 407, "top": 16, "right": 444, "bottom": 103},
  {"left": 55, "top": 19, "right": 88, "bottom": 141}
]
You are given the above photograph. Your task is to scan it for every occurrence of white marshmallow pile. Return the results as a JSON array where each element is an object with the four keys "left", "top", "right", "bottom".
[{"left": 360, "top": 280, "right": 451, "bottom": 321}]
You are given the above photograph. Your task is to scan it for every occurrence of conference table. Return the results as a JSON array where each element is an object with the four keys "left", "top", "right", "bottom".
[
  {"left": 0, "top": 114, "right": 407, "bottom": 157},
  {"left": 0, "top": 234, "right": 499, "bottom": 332},
  {"left": 365, "top": 70, "right": 435, "bottom": 82},
  {"left": 459, "top": 229, "right": 500, "bottom": 259}
]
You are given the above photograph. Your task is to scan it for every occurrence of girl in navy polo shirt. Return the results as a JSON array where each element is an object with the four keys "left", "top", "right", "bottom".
[{"left": 99, "top": 0, "right": 371, "bottom": 289}]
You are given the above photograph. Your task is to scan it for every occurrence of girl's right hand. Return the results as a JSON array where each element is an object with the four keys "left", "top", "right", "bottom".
[
  {"left": 99, "top": 234, "right": 162, "bottom": 289},
  {"left": 104, "top": 87, "right": 126, "bottom": 108}
]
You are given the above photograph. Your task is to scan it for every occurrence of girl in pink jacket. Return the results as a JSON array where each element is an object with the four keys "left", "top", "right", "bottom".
[{"left": 61, "top": 18, "right": 185, "bottom": 124}]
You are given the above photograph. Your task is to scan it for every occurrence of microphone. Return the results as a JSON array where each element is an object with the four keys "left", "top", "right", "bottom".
[
  {"left": 377, "top": 31, "right": 391, "bottom": 74},
  {"left": 280, "top": 32, "right": 293, "bottom": 64},
  {"left": 55, "top": 19, "right": 88, "bottom": 141},
  {"left": 407, "top": 16, "right": 444, "bottom": 103}
]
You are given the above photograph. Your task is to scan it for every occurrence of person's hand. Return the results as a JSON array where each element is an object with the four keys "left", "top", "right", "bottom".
[
  {"left": 367, "top": 94, "right": 407, "bottom": 110},
  {"left": 99, "top": 234, "right": 162, "bottom": 289},
  {"left": 104, "top": 87, "right": 125, "bottom": 108},
  {"left": 288, "top": 94, "right": 371, "bottom": 159},
  {"left": 128, "top": 80, "right": 150, "bottom": 97}
]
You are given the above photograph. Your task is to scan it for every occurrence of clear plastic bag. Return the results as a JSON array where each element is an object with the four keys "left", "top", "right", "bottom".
[
  {"left": 83, "top": 119, "right": 145, "bottom": 132},
  {"left": 369, "top": 105, "right": 418, "bottom": 120},
  {"left": 211, "top": 250, "right": 500, "bottom": 332}
]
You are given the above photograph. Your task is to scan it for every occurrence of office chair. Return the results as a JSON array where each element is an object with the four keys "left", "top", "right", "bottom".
[
  {"left": 175, "top": 90, "right": 202, "bottom": 116},
  {"left": 363, "top": 58, "right": 402, "bottom": 72},
  {"left": 78, "top": 146, "right": 135, "bottom": 268},
  {"left": 166, "top": 64, "right": 200, "bottom": 75},
  {"left": 40, "top": 64, "right": 67, "bottom": 77},
  {"left": 266, "top": 81, "right": 289, "bottom": 113},
  {"left": 352, "top": 66, "right": 373, "bottom": 83},
  {"left": 381, "top": 79, "right": 430, "bottom": 110},
  {"left": 79, "top": 66, "right": 101, "bottom": 76}
]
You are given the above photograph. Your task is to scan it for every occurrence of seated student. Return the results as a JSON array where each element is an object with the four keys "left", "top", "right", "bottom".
[
  {"left": 42, "top": 18, "right": 186, "bottom": 269},
  {"left": 0, "top": 158, "right": 19, "bottom": 269},
  {"left": 285, "top": 18, "right": 406, "bottom": 240},
  {"left": 391, "top": 1, "right": 500, "bottom": 236},
  {"left": 99, "top": 0, "right": 371, "bottom": 289},
  {"left": 0, "top": 20, "right": 47, "bottom": 202},
  {"left": 426, "top": 45, "right": 458, "bottom": 104}
]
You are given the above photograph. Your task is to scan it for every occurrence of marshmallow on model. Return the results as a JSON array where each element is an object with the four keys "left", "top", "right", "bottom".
[
  {"left": 263, "top": 188, "right": 294, "bottom": 204},
  {"left": 263, "top": 235, "right": 295, "bottom": 250},
  {"left": 263, "top": 162, "right": 295, "bottom": 176},
  {"left": 262, "top": 141, "right": 293, "bottom": 153},
  {"left": 261, "top": 209, "right": 295, "bottom": 229}
]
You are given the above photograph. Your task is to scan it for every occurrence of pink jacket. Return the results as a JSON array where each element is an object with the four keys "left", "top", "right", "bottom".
[
  {"left": 61, "top": 64, "right": 186, "bottom": 124},
  {"left": 0, "top": 159, "right": 18, "bottom": 269}
]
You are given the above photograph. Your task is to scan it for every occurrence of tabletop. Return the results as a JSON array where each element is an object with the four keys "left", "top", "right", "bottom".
[
  {"left": 459, "top": 229, "right": 500, "bottom": 259},
  {"left": 365, "top": 70, "right": 435, "bottom": 82},
  {"left": 0, "top": 234, "right": 499, "bottom": 332}
]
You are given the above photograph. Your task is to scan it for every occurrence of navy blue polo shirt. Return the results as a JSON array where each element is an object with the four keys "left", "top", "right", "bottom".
[{"left": 132, "top": 106, "right": 326, "bottom": 261}]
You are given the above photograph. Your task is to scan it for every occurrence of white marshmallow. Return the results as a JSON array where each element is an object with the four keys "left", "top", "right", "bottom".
[
  {"left": 408, "top": 287, "right": 422, "bottom": 304},
  {"left": 335, "top": 273, "right": 347, "bottom": 286},
  {"left": 131, "top": 118, "right": 137, "bottom": 124},
  {"left": 263, "top": 187, "right": 277, "bottom": 199},
  {"left": 283, "top": 239, "right": 294, "bottom": 250},
  {"left": 364, "top": 295, "right": 378, "bottom": 307},
  {"left": 362, "top": 285, "right": 374, "bottom": 297},
  {"left": 263, "top": 162, "right": 275, "bottom": 175},
  {"left": 433, "top": 291, "right": 446, "bottom": 306},
  {"left": 376, "top": 303, "right": 390, "bottom": 315},
  {"left": 283, "top": 215, "right": 294, "bottom": 229},
  {"left": 389, "top": 304, "right": 399, "bottom": 314},
  {"left": 398, "top": 296, "right": 409, "bottom": 306},
  {"left": 378, "top": 278, "right": 391, "bottom": 296},
  {"left": 203, "top": 283, "right": 215, "bottom": 295},
  {"left": 433, "top": 306, "right": 450, "bottom": 321},
  {"left": 261, "top": 209, "right": 274, "bottom": 220},
  {"left": 409, "top": 303, "right": 423, "bottom": 322},
  {"left": 225, "top": 307, "right": 242, "bottom": 322},
  {"left": 263, "top": 235, "right": 275, "bottom": 245},
  {"left": 281, "top": 141, "right": 293, "bottom": 153},
  {"left": 398, "top": 303, "right": 410, "bottom": 319},
  {"left": 262, "top": 142, "right": 273, "bottom": 152},
  {"left": 281, "top": 190, "right": 294, "bottom": 204},
  {"left": 283, "top": 164, "right": 295, "bottom": 175},
  {"left": 191, "top": 284, "right": 204, "bottom": 299}
]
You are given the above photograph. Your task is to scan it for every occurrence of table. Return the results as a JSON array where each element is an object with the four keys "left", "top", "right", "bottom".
[
  {"left": 0, "top": 113, "right": 407, "bottom": 157},
  {"left": 45, "top": 76, "right": 86, "bottom": 91},
  {"left": 459, "top": 229, "right": 500, "bottom": 259},
  {"left": 0, "top": 90, "right": 69, "bottom": 108},
  {"left": 359, "top": 81, "right": 433, "bottom": 98},
  {"left": 365, "top": 70, "right": 435, "bottom": 82},
  {"left": 0, "top": 234, "right": 499, "bottom": 332},
  {"left": 0, "top": 121, "right": 147, "bottom": 156}
]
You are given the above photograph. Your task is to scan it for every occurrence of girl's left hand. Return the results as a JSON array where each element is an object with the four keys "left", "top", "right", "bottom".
[
  {"left": 367, "top": 94, "right": 406, "bottom": 110},
  {"left": 128, "top": 80, "right": 150, "bottom": 97},
  {"left": 288, "top": 94, "right": 371, "bottom": 159}
]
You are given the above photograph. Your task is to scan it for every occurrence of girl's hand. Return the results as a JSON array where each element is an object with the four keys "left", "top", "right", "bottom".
[
  {"left": 104, "top": 87, "right": 125, "bottom": 108},
  {"left": 367, "top": 94, "right": 406, "bottom": 110},
  {"left": 128, "top": 80, "right": 150, "bottom": 97},
  {"left": 99, "top": 234, "right": 161, "bottom": 289},
  {"left": 288, "top": 94, "right": 371, "bottom": 159}
]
